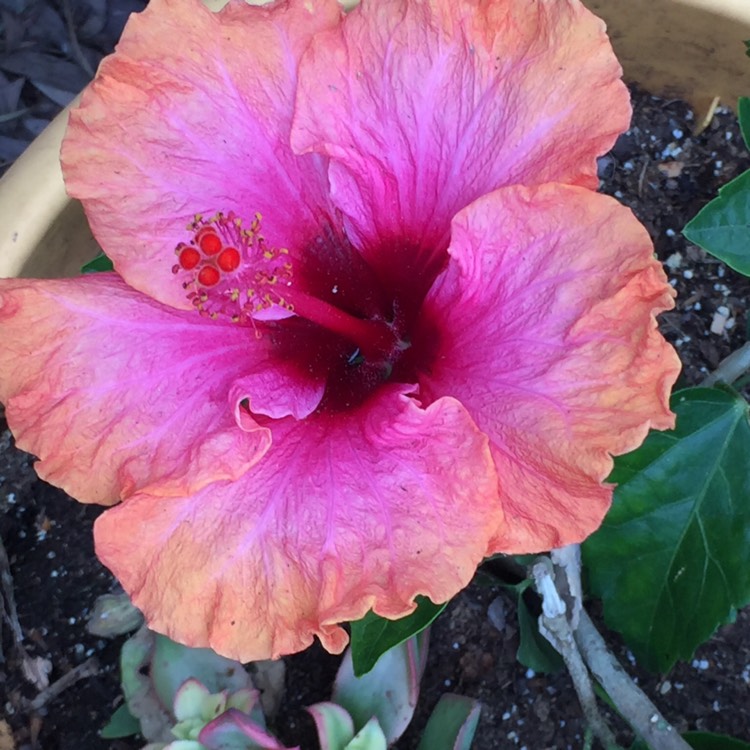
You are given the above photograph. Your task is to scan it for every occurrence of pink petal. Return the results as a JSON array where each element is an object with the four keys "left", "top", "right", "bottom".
[
  {"left": 94, "top": 386, "right": 500, "bottom": 661},
  {"left": 292, "top": 0, "right": 629, "bottom": 256},
  {"left": 62, "top": 0, "right": 342, "bottom": 310},
  {"left": 418, "top": 184, "right": 681, "bottom": 553},
  {"left": 0, "top": 275, "right": 321, "bottom": 505}
]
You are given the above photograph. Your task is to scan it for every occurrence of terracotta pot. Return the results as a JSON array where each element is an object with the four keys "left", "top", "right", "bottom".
[
  {"left": 1, "top": 0, "right": 749, "bottom": 281},
  {"left": 586, "top": 0, "right": 750, "bottom": 116}
]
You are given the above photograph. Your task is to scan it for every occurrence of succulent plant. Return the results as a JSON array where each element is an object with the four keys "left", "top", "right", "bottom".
[{"left": 103, "top": 624, "right": 479, "bottom": 750}]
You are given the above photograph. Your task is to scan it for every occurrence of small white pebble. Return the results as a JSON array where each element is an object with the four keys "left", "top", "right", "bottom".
[
  {"left": 444, "top": 679, "right": 451, "bottom": 687},
  {"left": 669, "top": 278, "right": 678, "bottom": 287},
  {"left": 18, "top": 530, "right": 26, "bottom": 539},
  {"left": 713, "top": 700, "right": 721, "bottom": 712},
  {"left": 674, "top": 338, "right": 684, "bottom": 348},
  {"left": 68, "top": 617, "right": 76, "bottom": 625},
  {"left": 675, "top": 682, "right": 685, "bottom": 690},
  {"left": 718, "top": 265, "right": 726, "bottom": 278},
  {"left": 331, "top": 285, "right": 338, "bottom": 294},
  {"left": 650, "top": 714, "right": 660, "bottom": 724},
  {"left": 665, "top": 252, "right": 682, "bottom": 270},
  {"left": 650, "top": 134, "right": 657, "bottom": 142},
  {"left": 86, "top": 648, "right": 95, "bottom": 657},
  {"left": 715, "top": 160, "right": 724, "bottom": 169},
  {"left": 50, "top": 570, "right": 59, "bottom": 578},
  {"left": 6, "top": 493, "right": 15, "bottom": 504},
  {"left": 692, "top": 658, "right": 710, "bottom": 670},
  {"left": 47, "top": 551, "right": 56, "bottom": 559},
  {"left": 694, "top": 302, "right": 702, "bottom": 311},
  {"left": 717, "top": 305, "right": 730, "bottom": 317},
  {"left": 741, "top": 666, "right": 750, "bottom": 684},
  {"left": 662, "top": 142, "right": 683, "bottom": 158},
  {"left": 725, "top": 318, "right": 736, "bottom": 330},
  {"left": 683, "top": 270, "right": 694, "bottom": 279},
  {"left": 623, "top": 160, "right": 635, "bottom": 171},
  {"left": 626, "top": 650, "right": 636, "bottom": 665},
  {"left": 659, "top": 681, "right": 672, "bottom": 695},
  {"left": 507, "top": 731, "right": 519, "bottom": 744},
  {"left": 686, "top": 111, "right": 694, "bottom": 121},
  {"left": 525, "top": 668, "right": 536, "bottom": 679},
  {"left": 452, "top": 642, "right": 460, "bottom": 650},
  {"left": 502, "top": 712, "right": 512, "bottom": 721},
  {"left": 665, "top": 228, "right": 676, "bottom": 238},
  {"left": 711, "top": 312, "right": 729, "bottom": 334},
  {"left": 672, "top": 128, "right": 684, "bottom": 139},
  {"left": 559, "top": 720, "right": 566, "bottom": 728},
  {"left": 726, "top": 131, "right": 733, "bottom": 141},
  {"left": 614, "top": 190, "right": 624, "bottom": 199}
]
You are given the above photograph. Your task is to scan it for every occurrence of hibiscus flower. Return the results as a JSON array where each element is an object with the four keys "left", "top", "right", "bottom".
[{"left": 0, "top": 0, "right": 680, "bottom": 661}]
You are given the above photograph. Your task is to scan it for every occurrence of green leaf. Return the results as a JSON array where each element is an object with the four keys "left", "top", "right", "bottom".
[
  {"left": 307, "top": 703, "right": 355, "bottom": 750},
  {"left": 100, "top": 703, "right": 140, "bottom": 739},
  {"left": 683, "top": 169, "right": 750, "bottom": 276},
  {"left": 684, "top": 732, "right": 750, "bottom": 749},
  {"left": 346, "top": 717, "right": 387, "bottom": 750},
  {"left": 416, "top": 694, "right": 481, "bottom": 750},
  {"left": 334, "top": 631, "right": 428, "bottom": 744},
  {"left": 350, "top": 597, "right": 445, "bottom": 677},
  {"left": 631, "top": 732, "right": 750, "bottom": 750},
  {"left": 81, "top": 252, "right": 114, "bottom": 274},
  {"left": 515, "top": 595, "right": 563, "bottom": 674},
  {"left": 582, "top": 387, "right": 750, "bottom": 673},
  {"left": 745, "top": 39, "right": 750, "bottom": 58},
  {"left": 739, "top": 97, "right": 750, "bottom": 150}
]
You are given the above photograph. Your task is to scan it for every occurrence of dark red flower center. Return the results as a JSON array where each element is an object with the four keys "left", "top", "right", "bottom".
[{"left": 173, "top": 212, "right": 441, "bottom": 412}]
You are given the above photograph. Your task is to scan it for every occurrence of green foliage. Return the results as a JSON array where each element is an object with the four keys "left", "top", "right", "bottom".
[
  {"left": 416, "top": 694, "right": 481, "bottom": 750},
  {"left": 334, "top": 631, "right": 427, "bottom": 744},
  {"left": 100, "top": 703, "right": 140, "bottom": 739},
  {"left": 631, "top": 732, "right": 750, "bottom": 750},
  {"left": 81, "top": 252, "right": 114, "bottom": 274},
  {"left": 739, "top": 96, "right": 750, "bottom": 149},
  {"left": 684, "top": 732, "right": 750, "bottom": 749},
  {"left": 515, "top": 593, "right": 563, "bottom": 674},
  {"left": 683, "top": 170, "right": 750, "bottom": 275},
  {"left": 349, "top": 597, "right": 445, "bottom": 677},
  {"left": 683, "top": 98, "right": 750, "bottom": 275},
  {"left": 583, "top": 387, "right": 750, "bottom": 673}
]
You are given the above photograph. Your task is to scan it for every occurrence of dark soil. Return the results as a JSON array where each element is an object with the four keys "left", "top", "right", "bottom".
[{"left": 1, "top": 2, "right": 750, "bottom": 748}]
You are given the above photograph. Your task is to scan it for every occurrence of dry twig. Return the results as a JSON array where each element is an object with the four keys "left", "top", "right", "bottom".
[{"left": 27, "top": 656, "right": 100, "bottom": 712}]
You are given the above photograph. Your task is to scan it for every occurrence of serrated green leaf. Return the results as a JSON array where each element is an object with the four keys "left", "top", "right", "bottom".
[
  {"left": 583, "top": 387, "right": 750, "bottom": 673},
  {"left": 739, "top": 97, "right": 750, "bottom": 150},
  {"left": 350, "top": 597, "right": 445, "bottom": 677},
  {"left": 515, "top": 594, "right": 563, "bottom": 675},
  {"left": 683, "top": 169, "right": 750, "bottom": 275},
  {"left": 100, "top": 703, "right": 140, "bottom": 739},
  {"left": 416, "top": 694, "right": 480, "bottom": 750},
  {"left": 81, "top": 252, "right": 114, "bottom": 274}
]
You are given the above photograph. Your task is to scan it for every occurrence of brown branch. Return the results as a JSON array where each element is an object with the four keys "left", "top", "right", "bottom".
[
  {"left": 27, "top": 657, "right": 100, "bottom": 711},
  {"left": 574, "top": 610, "right": 691, "bottom": 750},
  {"left": 701, "top": 341, "right": 750, "bottom": 387}
]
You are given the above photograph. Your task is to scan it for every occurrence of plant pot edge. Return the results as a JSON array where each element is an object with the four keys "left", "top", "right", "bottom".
[{"left": 2, "top": 0, "right": 749, "bottom": 282}]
